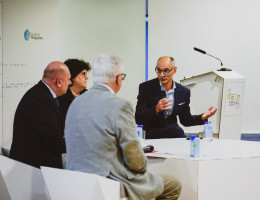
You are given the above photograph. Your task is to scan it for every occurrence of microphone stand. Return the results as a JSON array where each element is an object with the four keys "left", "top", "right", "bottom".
[
  {"left": 194, "top": 47, "right": 232, "bottom": 71},
  {"left": 206, "top": 53, "right": 231, "bottom": 71}
]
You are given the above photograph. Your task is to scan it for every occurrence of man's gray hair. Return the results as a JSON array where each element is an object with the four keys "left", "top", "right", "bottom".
[{"left": 93, "top": 53, "right": 123, "bottom": 84}]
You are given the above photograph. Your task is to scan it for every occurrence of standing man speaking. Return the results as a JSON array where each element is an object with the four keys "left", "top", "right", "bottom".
[{"left": 135, "top": 56, "right": 217, "bottom": 139}]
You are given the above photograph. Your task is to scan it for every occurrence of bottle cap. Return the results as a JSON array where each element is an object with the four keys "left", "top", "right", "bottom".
[
  {"left": 191, "top": 135, "right": 196, "bottom": 140},
  {"left": 137, "top": 125, "right": 143, "bottom": 127}
]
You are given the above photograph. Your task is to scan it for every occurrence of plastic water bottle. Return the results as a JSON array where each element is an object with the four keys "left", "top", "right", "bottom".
[
  {"left": 190, "top": 136, "right": 200, "bottom": 157},
  {"left": 201, "top": 122, "right": 213, "bottom": 156},
  {"left": 136, "top": 125, "right": 143, "bottom": 140},
  {"left": 137, "top": 125, "right": 146, "bottom": 147},
  {"left": 203, "top": 121, "right": 213, "bottom": 142}
]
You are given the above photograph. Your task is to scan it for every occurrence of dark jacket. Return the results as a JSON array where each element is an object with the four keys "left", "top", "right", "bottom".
[
  {"left": 9, "top": 80, "right": 66, "bottom": 168},
  {"left": 135, "top": 78, "right": 205, "bottom": 132},
  {"left": 58, "top": 88, "right": 87, "bottom": 122}
]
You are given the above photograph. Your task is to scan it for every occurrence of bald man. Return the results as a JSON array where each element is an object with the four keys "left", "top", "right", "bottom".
[
  {"left": 135, "top": 56, "right": 217, "bottom": 139},
  {"left": 9, "top": 61, "right": 71, "bottom": 168}
]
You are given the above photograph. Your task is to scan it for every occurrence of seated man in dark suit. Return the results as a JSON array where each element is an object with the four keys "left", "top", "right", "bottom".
[
  {"left": 135, "top": 56, "right": 217, "bottom": 139},
  {"left": 9, "top": 61, "right": 71, "bottom": 168}
]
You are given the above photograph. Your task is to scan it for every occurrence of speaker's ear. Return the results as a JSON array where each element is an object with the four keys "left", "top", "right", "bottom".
[{"left": 56, "top": 77, "right": 62, "bottom": 88}]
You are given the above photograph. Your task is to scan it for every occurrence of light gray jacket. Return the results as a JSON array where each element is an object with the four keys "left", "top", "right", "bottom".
[{"left": 65, "top": 84, "right": 163, "bottom": 200}]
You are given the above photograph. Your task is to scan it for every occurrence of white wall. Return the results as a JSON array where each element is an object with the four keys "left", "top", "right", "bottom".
[
  {"left": 0, "top": 0, "right": 2, "bottom": 146},
  {"left": 60, "top": 0, "right": 146, "bottom": 107},
  {"left": 2, "top": 0, "right": 60, "bottom": 149},
  {"left": 1, "top": 0, "right": 145, "bottom": 149},
  {"left": 2, "top": 0, "right": 259, "bottom": 150},
  {"left": 149, "top": 0, "right": 260, "bottom": 134}
]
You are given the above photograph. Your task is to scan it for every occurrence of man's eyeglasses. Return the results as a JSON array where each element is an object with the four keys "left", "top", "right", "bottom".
[
  {"left": 121, "top": 73, "right": 126, "bottom": 80},
  {"left": 155, "top": 67, "right": 174, "bottom": 75},
  {"left": 117, "top": 73, "right": 126, "bottom": 80}
]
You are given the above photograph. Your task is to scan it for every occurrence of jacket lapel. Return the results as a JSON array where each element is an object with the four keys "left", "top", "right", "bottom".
[
  {"left": 152, "top": 78, "right": 163, "bottom": 103},
  {"left": 39, "top": 81, "right": 64, "bottom": 134},
  {"left": 172, "top": 83, "right": 183, "bottom": 116},
  {"left": 152, "top": 79, "right": 165, "bottom": 119}
]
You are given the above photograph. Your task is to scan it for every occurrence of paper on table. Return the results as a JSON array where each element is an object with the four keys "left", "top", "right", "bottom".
[
  {"left": 145, "top": 138, "right": 190, "bottom": 158},
  {"left": 145, "top": 150, "right": 190, "bottom": 159}
]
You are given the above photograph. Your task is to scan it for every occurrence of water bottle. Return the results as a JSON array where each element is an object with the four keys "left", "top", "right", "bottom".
[
  {"left": 201, "top": 122, "right": 213, "bottom": 156},
  {"left": 203, "top": 121, "right": 213, "bottom": 142},
  {"left": 190, "top": 136, "right": 200, "bottom": 157},
  {"left": 136, "top": 125, "right": 143, "bottom": 140},
  {"left": 137, "top": 125, "right": 146, "bottom": 147}
]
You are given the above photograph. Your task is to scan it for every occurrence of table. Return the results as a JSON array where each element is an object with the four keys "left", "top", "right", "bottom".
[{"left": 146, "top": 138, "right": 260, "bottom": 200}]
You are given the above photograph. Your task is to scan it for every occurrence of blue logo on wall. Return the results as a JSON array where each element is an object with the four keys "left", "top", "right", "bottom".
[
  {"left": 24, "top": 29, "right": 31, "bottom": 41},
  {"left": 24, "top": 28, "right": 43, "bottom": 41}
]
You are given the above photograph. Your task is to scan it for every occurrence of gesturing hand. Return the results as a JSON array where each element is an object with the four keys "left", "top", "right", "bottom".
[
  {"left": 155, "top": 98, "right": 172, "bottom": 113},
  {"left": 201, "top": 106, "right": 217, "bottom": 121}
]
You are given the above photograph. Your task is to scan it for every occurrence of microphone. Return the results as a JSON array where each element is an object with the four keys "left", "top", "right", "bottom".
[
  {"left": 143, "top": 145, "right": 154, "bottom": 153},
  {"left": 193, "top": 47, "right": 231, "bottom": 71},
  {"left": 194, "top": 47, "right": 206, "bottom": 54},
  {"left": 160, "top": 90, "right": 166, "bottom": 98}
]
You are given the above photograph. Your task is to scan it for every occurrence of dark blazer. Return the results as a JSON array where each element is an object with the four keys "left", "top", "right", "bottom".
[
  {"left": 9, "top": 80, "right": 66, "bottom": 168},
  {"left": 58, "top": 88, "right": 87, "bottom": 123},
  {"left": 135, "top": 78, "right": 205, "bottom": 132}
]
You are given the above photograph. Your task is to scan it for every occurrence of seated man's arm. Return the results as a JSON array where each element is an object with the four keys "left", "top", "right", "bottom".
[
  {"left": 178, "top": 90, "right": 205, "bottom": 126},
  {"left": 117, "top": 101, "right": 147, "bottom": 174},
  {"left": 28, "top": 98, "right": 66, "bottom": 154},
  {"left": 135, "top": 84, "right": 160, "bottom": 125}
]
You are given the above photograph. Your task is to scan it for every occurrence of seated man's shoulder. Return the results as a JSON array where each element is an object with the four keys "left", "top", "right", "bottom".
[
  {"left": 20, "top": 82, "right": 46, "bottom": 102},
  {"left": 114, "top": 95, "right": 130, "bottom": 106},
  {"left": 140, "top": 78, "right": 158, "bottom": 88},
  {"left": 176, "top": 82, "right": 190, "bottom": 92},
  {"left": 111, "top": 96, "right": 133, "bottom": 111}
]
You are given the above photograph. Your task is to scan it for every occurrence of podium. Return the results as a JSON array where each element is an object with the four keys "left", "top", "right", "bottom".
[{"left": 180, "top": 71, "right": 246, "bottom": 140}]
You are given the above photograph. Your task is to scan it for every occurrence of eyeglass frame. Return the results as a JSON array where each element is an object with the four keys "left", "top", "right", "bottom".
[
  {"left": 117, "top": 73, "right": 126, "bottom": 80},
  {"left": 155, "top": 67, "right": 175, "bottom": 75}
]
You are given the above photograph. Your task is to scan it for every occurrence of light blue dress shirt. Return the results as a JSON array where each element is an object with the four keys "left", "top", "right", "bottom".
[{"left": 160, "top": 80, "right": 176, "bottom": 117}]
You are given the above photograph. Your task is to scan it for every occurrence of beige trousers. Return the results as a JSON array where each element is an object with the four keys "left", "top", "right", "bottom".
[
  {"left": 120, "top": 174, "right": 181, "bottom": 200},
  {"left": 155, "top": 174, "right": 182, "bottom": 200}
]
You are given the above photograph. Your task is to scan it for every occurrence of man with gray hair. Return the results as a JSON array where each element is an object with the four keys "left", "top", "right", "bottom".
[{"left": 65, "top": 53, "right": 181, "bottom": 199}]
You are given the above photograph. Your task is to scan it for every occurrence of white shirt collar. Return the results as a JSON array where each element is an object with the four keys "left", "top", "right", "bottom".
[
  {"left": 159, "top": 80, "right": 176, "bottom": 94},
  {"left": 41, "top": 80, "right": 57, "bottom": 98}
]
